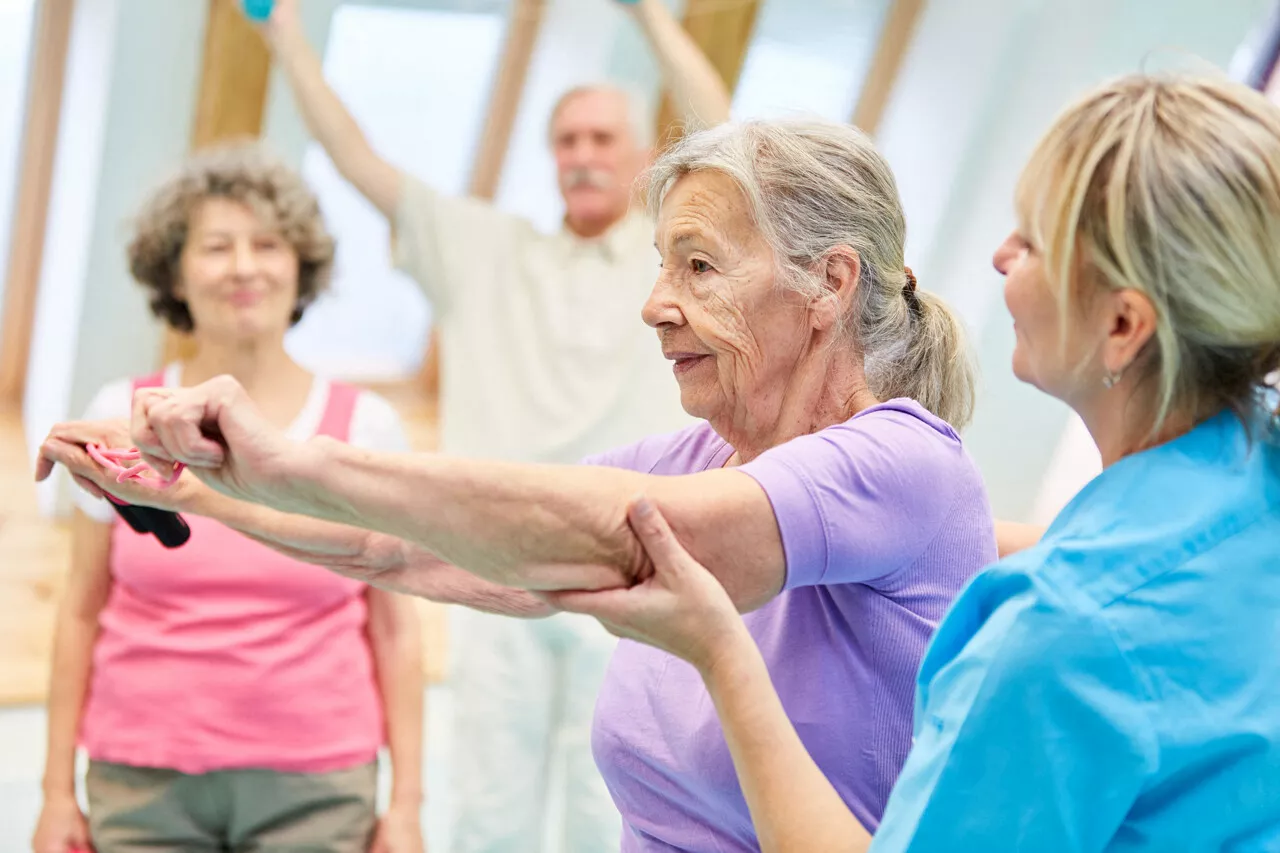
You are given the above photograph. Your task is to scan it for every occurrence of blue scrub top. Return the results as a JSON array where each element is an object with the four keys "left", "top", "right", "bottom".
[{"left": 872, "top": 406, "right": 1280, "bottom": 852}]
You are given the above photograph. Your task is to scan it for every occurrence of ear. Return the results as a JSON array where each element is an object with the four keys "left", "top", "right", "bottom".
[
  {"left": 1102, "top": 288, "right": 1158, "bottom": 376},
  {"left": 811, "top": 250, "right": 861, "bottom": 332}
]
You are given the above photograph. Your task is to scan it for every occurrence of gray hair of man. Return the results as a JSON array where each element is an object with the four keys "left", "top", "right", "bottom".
[
  {"left": 644, "top": 118, "right": 977, "bottom": 430},
  {"left": 547, "top": 83, "right": 656, "bottom": 149}
]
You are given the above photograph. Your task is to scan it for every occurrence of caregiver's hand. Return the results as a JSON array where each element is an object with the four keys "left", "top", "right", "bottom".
[
  {"left": 36, "top": 419, "right": 197, "bottom": 512},
  {"left": 543, "top": 497, "right": 751, "bottom": 675},
  {"left": 130, "top": 375, "right": 304, "bottom": 509}
]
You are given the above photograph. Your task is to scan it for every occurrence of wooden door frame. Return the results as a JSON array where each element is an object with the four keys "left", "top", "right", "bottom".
[{"left": 0, "top": 0, "right": 76, "bottom": 408}]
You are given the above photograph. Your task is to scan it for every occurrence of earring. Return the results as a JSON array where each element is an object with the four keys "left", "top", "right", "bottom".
[{"left": 1102, "top": 367, "right": 1123, "bottom": 389}]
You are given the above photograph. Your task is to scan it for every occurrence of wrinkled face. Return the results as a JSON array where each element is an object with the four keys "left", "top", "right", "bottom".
[
  {"left": 992, "top": 227, "right": 1107, "bottom": 408},
  {"left": 177, "top": 197, "right": 300, "bottom": 343},
  {"left": 643, "top": 170, "right": 814, "bottom": 428},
  {"left": 551, "top": 90, "right": 647, "bottom": 233}
]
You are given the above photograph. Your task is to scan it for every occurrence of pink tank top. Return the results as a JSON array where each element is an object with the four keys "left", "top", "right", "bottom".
[{"left": 80, "top": 373, "right": 384, "bottom": 774}]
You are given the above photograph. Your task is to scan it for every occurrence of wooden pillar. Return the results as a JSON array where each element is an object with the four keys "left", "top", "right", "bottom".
[
  {"left": 850, "top": 0, "right": 927, "bottom": 136},
  {"left": 415, "top": 0, "right": 548, "bottom": 399},
  {"left": 0, "top": 0, "right": 76, "bottom": 407},
  {"left": 161, "top": 0, "right": 273, "bottom": 364},
  {"left": 468, "top": 0, "right": 547, "bottom": 201},
  {"left": 653, "top": 0, "right": 761, "bottom": 149}
]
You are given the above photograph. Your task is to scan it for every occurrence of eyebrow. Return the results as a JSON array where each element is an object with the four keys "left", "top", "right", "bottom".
[{"left": 659, "top": 229, "right": 715, "bottom": 253}]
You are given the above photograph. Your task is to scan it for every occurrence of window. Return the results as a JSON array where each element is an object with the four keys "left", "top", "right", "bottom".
[
  {"left": 284, "top": 2, "right": 508, "bottom": 381},
  {"left": 732, "top": 0, "right": 892, "bottom": 122}
]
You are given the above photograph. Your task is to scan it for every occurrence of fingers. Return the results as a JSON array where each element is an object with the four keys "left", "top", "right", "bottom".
[
  {"left": 626, "top": 496, "right": 694, "bottom": 573},
  {"left": 539, "top": 587, "right": 633, "bottom": 623},
  {"left": 71, "top": 474, "right": 106, "bottom": 500},
  {"left": 36, "top": 438, "right": 111, "bottom": 499},
  {"left": 37, "top": 438, "right": 93, "bottom": 479},
  {"left": 149, "top": 396, "right": 223, "bottom": 470},
  {"left": 38, "top": 420, "right": 130, "bottom": 482},
  {"left": 130, "top": 389, "right": 173, "bottom": 472},
  {"left": 130, "top": 382, "right": 232, "bottom": 472},
  {"left": 34, "top": 449, "right": 54, "bottom": 482},
  {"left": 48, "top": 418, "right": 131, "bottom": 448}
]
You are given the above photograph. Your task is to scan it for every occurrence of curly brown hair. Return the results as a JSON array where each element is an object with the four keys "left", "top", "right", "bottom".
[{"left": 128, "top": 141, "right": 335, "bottom": 332}]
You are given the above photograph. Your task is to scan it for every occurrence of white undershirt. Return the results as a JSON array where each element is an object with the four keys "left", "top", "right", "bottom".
[{"left": 73, "top": 363, "right": 410, "bottom": 523}]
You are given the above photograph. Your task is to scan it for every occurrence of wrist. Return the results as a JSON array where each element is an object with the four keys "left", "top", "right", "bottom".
[
  {"left": 264, "top": 17, "right": 304, "bottom": 57},
  {"left": 40, "top": 778, "right": 77, "bottom": 800},
  {"left": 693, "top": 621, "right": 757, "bottom": 686},
  {"left": 262, "top": 435, "right": 335, "bottom": 514},
  {"left": 387, "top": 791, "right": 425, "bottom": 812}
]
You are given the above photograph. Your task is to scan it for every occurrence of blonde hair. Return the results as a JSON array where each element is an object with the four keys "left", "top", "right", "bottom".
[
  {"left": 1016, "top": 73, "right": 1280, "bottom": 430},
  {"left": 644, "top": 119, "right": 976, "bottom": 429},
  {"left": 129, "top": 141, "right": 334, "bottom": 332}
]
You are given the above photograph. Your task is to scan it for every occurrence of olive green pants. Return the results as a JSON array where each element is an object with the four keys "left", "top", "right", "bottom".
[{"left": 85, "top": 759, "right": 377, "bottom": 852}]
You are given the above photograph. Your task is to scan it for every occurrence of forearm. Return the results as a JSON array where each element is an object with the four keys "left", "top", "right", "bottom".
[
  {"left": 281, "top": 441, "right": 650, "bottom": 592},
  {"left": 994, "top": 520, "right": 1045, "bottom": 558},
  {"left": 266, "top": 24, "right": 400, "bottom": 215},
  {"left": 42, "top": 610, "right": 99, "bottom": 796},
  {"left": 368, "top": 593, "right": 426, "bottom": 810},
  {"left": 701, "top": 629, "right": 872, "bottom": 853},
  {"left": 186, "top": 483, "right": 551, "bottom": 616},
  {"left": 630, "top": 0, "right": 732, "bottom": 129}
]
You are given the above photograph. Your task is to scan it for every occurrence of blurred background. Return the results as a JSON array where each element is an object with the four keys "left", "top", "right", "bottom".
[{"left": 1, "top": 0, "right": 1278, "bottom": 849}]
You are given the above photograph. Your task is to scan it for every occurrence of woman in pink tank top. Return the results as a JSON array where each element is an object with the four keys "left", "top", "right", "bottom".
[{"left": 32, "top": 144, "right": 425, "bottom": 853}]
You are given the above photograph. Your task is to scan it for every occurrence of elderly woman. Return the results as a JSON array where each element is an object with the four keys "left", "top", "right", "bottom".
[
  {"left": 545, "top": 74, "right": 1280, "bottom": 852},
  {"left": 31, "top": 144, "right": 426, "bottom": 853},
  {"left": 43, "top": 120, "right": 997, "bottom": 849}
]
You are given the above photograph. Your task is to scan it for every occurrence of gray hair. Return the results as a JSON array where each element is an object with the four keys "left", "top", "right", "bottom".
[
  {"left": 645, "top": 119, "right": 977, "bottom": 430},
  {"left": 548, "top": 83, "right": 655, "bottom": 149}
]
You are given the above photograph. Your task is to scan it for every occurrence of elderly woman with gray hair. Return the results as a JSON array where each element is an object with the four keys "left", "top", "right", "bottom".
[
  {"left": 550, "top": 74, "right": 1280, "bottom": 852},
  {"left": 41, "top": 119, "right": 998, "bottom": 850}
]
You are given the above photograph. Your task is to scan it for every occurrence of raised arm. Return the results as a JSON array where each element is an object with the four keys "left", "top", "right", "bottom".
[
  {"left": 624, "top": 0, "right": 732, "bottom": 130},
  {"left": 184, "top": 484, "right": 555, "bottom": 618},
  {"left": 35, "top": 421, "right": 551, "bottom": 618},
  {"left": 129, "top": 377, "right": 789, "bottom": 610},
  {"left": 254, "top": 0, "right": 401, "bottom": 217}
]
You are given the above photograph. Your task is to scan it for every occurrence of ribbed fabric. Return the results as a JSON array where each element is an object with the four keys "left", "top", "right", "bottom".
[
  {"left": 80, "top": 375, "right": 384, "bottom": 775},
  {"left": 583, "top": 400, "right": 997, "bottom": 852}
]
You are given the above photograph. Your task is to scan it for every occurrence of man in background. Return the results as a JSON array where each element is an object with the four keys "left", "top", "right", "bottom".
[{"left": 250, "top": 1, "right": 731, "bottom": 849}]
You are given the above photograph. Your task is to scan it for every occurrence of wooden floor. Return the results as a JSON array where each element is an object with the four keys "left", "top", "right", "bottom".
[
  {"left": 0, "top": 382, "right": 449, "bottom": 708},
  {"left": 0, "top": 403, "right": 71, "bottom": 706}
]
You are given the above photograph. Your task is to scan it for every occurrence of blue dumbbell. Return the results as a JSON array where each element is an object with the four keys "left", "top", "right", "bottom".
[{"left": 243, "top": 0, "right": 274, "bottom": 21}]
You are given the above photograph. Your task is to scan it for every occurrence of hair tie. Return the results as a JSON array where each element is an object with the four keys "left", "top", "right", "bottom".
[{"left": 903, "top": 267, "right": 918, "bottom": 294}]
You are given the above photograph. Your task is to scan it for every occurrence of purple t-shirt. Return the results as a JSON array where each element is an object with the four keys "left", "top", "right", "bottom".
[{"left": 585, "top": 399, "right": 996, "bottom": 852}]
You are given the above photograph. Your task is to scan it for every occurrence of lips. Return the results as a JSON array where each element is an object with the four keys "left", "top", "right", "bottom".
[
  {"left": 229, "top": 291, "right": 264, "bottom": 307},
  {"left": 665, "top": 352, "right": 710, "bottom": 375}
]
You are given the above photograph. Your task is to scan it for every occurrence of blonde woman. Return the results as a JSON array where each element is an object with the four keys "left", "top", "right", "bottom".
[
  {"left": 543, "top": 73, "right": 1280, "bottom": 850},
  {"left": 31, "top": 145, "right": 425, "bottom": 853}
]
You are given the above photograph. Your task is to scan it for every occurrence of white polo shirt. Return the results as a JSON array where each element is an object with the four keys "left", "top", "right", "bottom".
[{"left": 394, "top": 175, "right": 693, "bottom": 464}]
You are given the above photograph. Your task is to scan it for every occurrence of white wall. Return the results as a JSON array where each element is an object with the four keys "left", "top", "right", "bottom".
[
  {"left": 875, "top": 0, "right": 1272, "bottom": 521},
  {"left": 24, "top": 0, "right": 207, "bottom": 515}
]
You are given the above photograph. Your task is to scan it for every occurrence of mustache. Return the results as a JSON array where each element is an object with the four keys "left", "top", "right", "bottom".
[{"left": 562, "top": 168, "right": 614, "bottom": 190}]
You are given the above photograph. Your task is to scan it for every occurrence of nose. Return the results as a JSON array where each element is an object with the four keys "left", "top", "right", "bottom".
[
  {"left": 641, "top": 274, "right": 684, "bottom": 330},
  {"left": 231, "top": 239, "right": 258, "bottom": 278},
  {"left": 992, "top": 233, "right": 1020, "bottom": 276}
]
